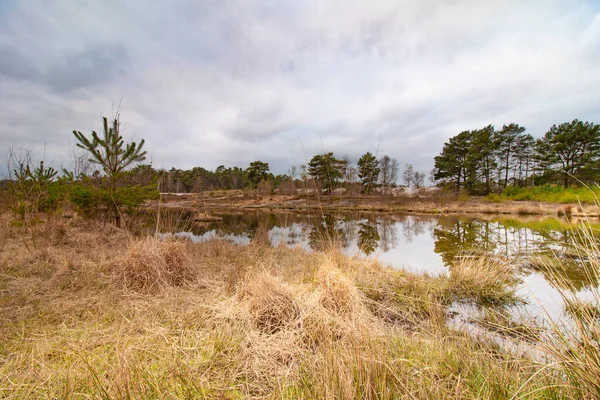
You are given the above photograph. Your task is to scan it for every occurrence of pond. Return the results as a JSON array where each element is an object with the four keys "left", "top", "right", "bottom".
[{"left": 156, "top": 210, "right": 600, "bottom": 325}]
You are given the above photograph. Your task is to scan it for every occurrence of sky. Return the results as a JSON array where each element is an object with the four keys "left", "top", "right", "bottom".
[{"left": 1, "top": 0, "right": 599, "bottom": 177}]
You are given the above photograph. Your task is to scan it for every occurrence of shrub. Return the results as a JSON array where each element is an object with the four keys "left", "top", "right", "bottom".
[
  {"left": 499, "top": 185, "right": 600, "bottom": 203},
  {"left": 257, "top": 180, "right": 273, "bottom": 196},
  {"left": 69, "top": 180, "right": 157, "bottom": 221}
]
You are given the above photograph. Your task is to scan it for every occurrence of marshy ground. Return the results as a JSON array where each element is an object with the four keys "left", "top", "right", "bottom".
[{"left": 1, "top": 213, "right": 599, "bottom": 399}]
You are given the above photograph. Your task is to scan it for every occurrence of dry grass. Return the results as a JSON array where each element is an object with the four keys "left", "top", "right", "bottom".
[
  {"left": 242, "top": 273, "right": 301, "bottom": 334},
  {"left": 113, "top": 237, "right": 194, "bottom": 293},
  {"left": 0, "top": 212, "right": 586, "bottom": 399},
  {"left": 450, "top": 255, "right": 520, "bottom": 305},
  {"left": 532, "top": 217, "right": 600, "bottom": 399}
]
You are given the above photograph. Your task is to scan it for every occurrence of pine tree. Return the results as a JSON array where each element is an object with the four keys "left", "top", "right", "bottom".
[
  {"left": 73, "top": 113, "right": 147, "bottom": 227},
  {"left": 357, "top": 152, "right": 380, "bottom": 193},
  {"left": 536, "top": 120, "right": 600, "bottom": 187},
  {"left": 308, "top": 153, "right": 347, "bottom": 193}
]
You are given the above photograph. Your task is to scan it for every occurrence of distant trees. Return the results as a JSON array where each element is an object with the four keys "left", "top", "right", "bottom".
[
  {"left": 378, "top": 155, "right": 399, "bottom": 193},
  {"left": 413, "top": 171, "right": 425, "bottom": 188},
  {"left": 434, "top": 131, "right": 471, "bottom": 191},
  {"left": 466, "top": 125, "right": 497, "bottom": 193},
  {"left": 160, "top": 166, "right": 248, "bottom": 192},
  {"left": 342, "top": 155, "right": 359, "bottom": 186},
  {"left": 536, "top": 120, "right": 600, "bottom": 188},
  {"left": 402, "top": 163, "right": 425, "bottom": 188},
  {"left": 514, "top": 133, "right": 535, "bottom": 187},
  {"left": 246, "top": 161, "right": 270, "bottom": 188},
  {"left": 357, "top": 152, "right": 380, "bottom": 193},
  {"left": 496, "top": 123, "right": 526, "bottom": 188},
  {"left": 402, "top": 164, "right": 414, "bottom": 187},
  {"left": 433, "top": 119, "right": 600, "bottom": 193},
  {"left": 65, "top": 116, "right": 600, "bottom": 203},
  {"left": 308, "top": 153, "right": 348, "bottom": 193}
]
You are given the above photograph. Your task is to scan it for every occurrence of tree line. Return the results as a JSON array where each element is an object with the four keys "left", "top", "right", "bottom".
[
  {"left": 433, "top": 120, "right": 600, "bottom": 194},
  {"left": 12, "top": 111, "right": 598, "bottom": 229},
  {"left": 158, "top": 152, "right": 425, "bottom": 194}
]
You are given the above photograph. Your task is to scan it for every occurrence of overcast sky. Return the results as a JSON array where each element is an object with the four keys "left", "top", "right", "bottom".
[{"left": 1, "top": 0, "right": 599, "bottom": 176}]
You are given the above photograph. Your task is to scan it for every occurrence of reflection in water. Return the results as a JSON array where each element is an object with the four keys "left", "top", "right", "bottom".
[
  {"left": 156, "top": 210, "right": 600, "bottom": 315},
  {"left": 378, "top": 217, "right": 398, "bottom": 252},
  {"left": 308, "top": 214, "right": 346, "bottom": 251},
  {"left": 358, "top": 221, "right": 380, "bottom": 255}
]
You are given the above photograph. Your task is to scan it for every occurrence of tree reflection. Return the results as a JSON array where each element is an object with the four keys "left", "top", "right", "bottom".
[
  {"left": 433, "top": 217, "right": 497, "bottom": 266},
  {"left": 378, "top": 216, "right": 398, "bottom": 252},
  {"left": 401, "top": 216, "right": 427, "bottom": 243},
  {"left": 432, "top": 216, "right": 600, "bottom": 291},
  {"left": 358, "top": 220, "right": 380, "bottom": 255},
  {"left": 167, "top": 210, "right": 600, "bottom": 293},
  {"left": 308, "top": 214, "right": 346, "bottom": 251}
]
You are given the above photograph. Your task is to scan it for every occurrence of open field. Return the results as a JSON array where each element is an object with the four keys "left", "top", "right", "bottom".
[{"left": 1, "top": 213, "right": 599, "bottom": 399}]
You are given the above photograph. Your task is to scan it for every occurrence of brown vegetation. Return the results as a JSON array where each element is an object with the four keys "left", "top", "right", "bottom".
[
  {"left": 148, "top": 190, "right": 600, "bottom": 219},
  {"left": 0, "top": 213, "right": 597, "bottom": 398}
]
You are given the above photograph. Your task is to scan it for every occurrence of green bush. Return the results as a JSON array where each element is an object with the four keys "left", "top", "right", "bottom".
[
  {"left": 69, "top": 182, "right": 158, "bottom": 219},
  {"left": 495, "top": 185, "right": 600, "bottom": 204},
  {"left": 69, "top": 184, "right": 105, "bottom": 218}
]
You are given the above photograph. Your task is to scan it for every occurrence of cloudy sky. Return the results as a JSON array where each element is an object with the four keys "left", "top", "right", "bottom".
[{"left": 1, "top": 0, "right": 599, "bottom": 176}]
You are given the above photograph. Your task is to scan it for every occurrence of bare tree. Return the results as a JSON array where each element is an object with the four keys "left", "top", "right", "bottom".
[
  {"left": 402, "top": 163, "right": 414, "bottom": 187},
  {"left": 413, "top": 171, "right": 425, "bottom": 188},
  {"left": 379, "top": 155, "right": 399, "bottom": 194},
  {"left": 288, "top": 165, "right": 298, "bottom": 181},
  {"left": 65, "top": 144, "right": 92, "bottom": 179},
  {"left": 429, "top": 168, "right": 437, "bottom": 185},
  {"left": 341, "top": 155, "right": 357, "bottom": 184}
]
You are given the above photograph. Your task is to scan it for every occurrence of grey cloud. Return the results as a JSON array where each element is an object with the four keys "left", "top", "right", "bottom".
[
  {"left": 1, "top": 0, "right": 600, "bottom": 178},
  {"left": 226, "top": 101, "right": 294, "bottom": 142},
  {"left": 0, "top": 43, "right": 42, "bottom": 81},
  {"left": 44, "top": 44, "right": 130, "bottom": 92},
  {"left": 0, "top": 42, "right": 129, "bottom": 92}
]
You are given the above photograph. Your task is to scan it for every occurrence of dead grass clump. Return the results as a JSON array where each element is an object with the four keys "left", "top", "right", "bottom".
[
  {"left": 296, "top": 261, "right": 384, "bottom": 348},
  {"left": 543, "top": 292, "right": 600, "bottom": 399},
  {"left": 250, "top": 224, "right": 271, "bottom": 247},
  {"left": 450, "top": 255, "right": 520, "bottom": 305},
  {"left": 114, "top": 237, "right": 194, "bottom": 293},
  {"left": 242, "top": 273, "right": 301, "bottom": 334},
  {"left": 318, "top": 265, "right": 363, "bottom": 316}
]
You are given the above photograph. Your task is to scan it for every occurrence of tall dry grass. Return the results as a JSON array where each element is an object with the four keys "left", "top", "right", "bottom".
[
  {"left": 531, "top": 214, "right": 600, "bottom": 399},
  {"left": 0, "top": 211, "right": 589, "bottom": 399},
  {"left": 450, "top": 255, "right": 520, "bottom": 305},
  {"left": 113, "top": 237, "right": 193, "bottom": 293}
]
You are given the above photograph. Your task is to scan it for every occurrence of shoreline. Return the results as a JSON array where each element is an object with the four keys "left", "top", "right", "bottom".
[{"left": 147, "top": 191, "right": 599, "bottom": 218}]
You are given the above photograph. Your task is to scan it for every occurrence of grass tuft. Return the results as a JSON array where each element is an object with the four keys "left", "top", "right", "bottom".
[
  {"left": 242, "top": 273, "right": 301, "bottom": 334},
  {"left": 113, "top": 237, "right": 194, "bottom": 293},
  {"left": 450, "top": 255, "right": 520, "bottom": 305}
]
